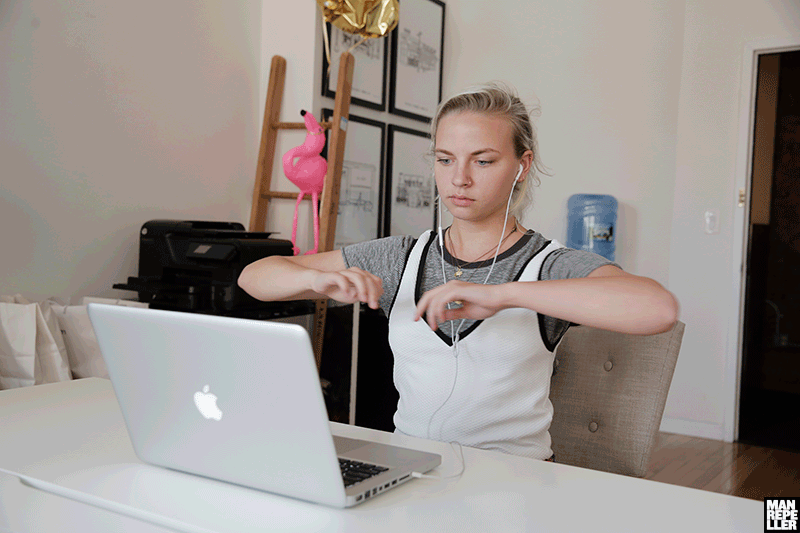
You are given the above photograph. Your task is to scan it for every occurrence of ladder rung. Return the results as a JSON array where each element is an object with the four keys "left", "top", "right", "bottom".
[
  {"left": 260, "top": 191, "right": 312, "bottom": 200},
  {"left": 274, "top": 121, "right": 332, "bottom": 130}
]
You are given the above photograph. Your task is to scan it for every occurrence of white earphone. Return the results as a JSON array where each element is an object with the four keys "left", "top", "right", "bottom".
[{"left": 437, "top": 196, "right": 445, "bottom": 250}]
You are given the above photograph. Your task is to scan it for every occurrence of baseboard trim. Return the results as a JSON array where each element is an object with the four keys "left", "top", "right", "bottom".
[{"left": 659, "top": 418, "right": 728, "bottom": 441}]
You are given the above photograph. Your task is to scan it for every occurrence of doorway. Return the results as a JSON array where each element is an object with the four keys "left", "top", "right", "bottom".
[{"left": 738, "top": 50, "right": 800, "bottom": 451}]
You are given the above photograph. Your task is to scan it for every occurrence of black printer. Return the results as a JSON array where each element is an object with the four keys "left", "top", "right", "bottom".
[{"left": 114, "top": 220, "right": 311, "bottom": 317}]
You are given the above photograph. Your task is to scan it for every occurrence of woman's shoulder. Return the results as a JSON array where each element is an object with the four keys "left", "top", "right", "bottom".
[
  {"left": 345, "top": 234, "right": 416, "bottom": 254},
  {"left": 539, "top": 242, "right": 619, "bottom": 281},
  {"left": 512, "top": 229, "right": 617, "bottom": 280},
  {"left": 520, "top": 230, "right": 551, "bottom": 254},
  {"left": 341, "top": 234, "right": 418, "bottom": 268}
]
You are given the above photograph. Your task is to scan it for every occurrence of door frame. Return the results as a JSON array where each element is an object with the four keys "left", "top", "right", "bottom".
[{"left": 726, "top": 37, "right": 800, "bottom": 442}]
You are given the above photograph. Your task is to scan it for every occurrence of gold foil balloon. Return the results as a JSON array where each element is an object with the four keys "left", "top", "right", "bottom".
[{"left": 317, "top": 0, "right": 399, "bottom": 39}]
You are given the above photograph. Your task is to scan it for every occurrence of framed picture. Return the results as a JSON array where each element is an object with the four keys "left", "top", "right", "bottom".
[
  {"left": 385, "top": 125, "right": 434, "bottom": 237},
  {"left": 322, "top": 24, "right": 388, "bottom": 112},
  {"left": 389, "top": 0, "right": 445, "bottom": 122},
  {"left": 322, "top": 109, "right": 386, "bottom": 248}
]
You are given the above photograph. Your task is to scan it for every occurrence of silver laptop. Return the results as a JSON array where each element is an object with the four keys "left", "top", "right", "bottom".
[{"left": 87, "top": 303, "right": 440, "bottom": 508}]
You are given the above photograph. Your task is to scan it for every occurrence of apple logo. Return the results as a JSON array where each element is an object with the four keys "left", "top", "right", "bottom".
[{"left": 193, "top": 385, "right": 223, "bottom": 421}]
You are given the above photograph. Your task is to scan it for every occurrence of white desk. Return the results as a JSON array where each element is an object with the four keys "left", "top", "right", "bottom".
[{"left": 0, "top": 379, "right": 761, "bottom": 532}]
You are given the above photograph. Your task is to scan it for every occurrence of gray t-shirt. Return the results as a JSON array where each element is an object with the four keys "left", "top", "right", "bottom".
[{"left": 341, "top": 229, "right": 616, "bottom": 349}]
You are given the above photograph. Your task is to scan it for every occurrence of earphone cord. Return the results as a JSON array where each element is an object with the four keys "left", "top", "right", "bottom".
[
  {"left": 426, "top": 350, "right": 459, "bottom": 440},
  {"left": 450, "top": 178, "right": 517, "bottom": 354},
  {"left": 428, "top": 177, "right": 518, "bottom": 441}
]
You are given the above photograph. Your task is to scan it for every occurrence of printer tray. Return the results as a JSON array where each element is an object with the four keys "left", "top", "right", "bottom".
[{"left": 113, "top": 277, "right": 312, "bottom": 319}]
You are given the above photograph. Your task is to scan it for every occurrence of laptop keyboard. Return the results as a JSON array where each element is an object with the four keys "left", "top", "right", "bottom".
[{"left": 338, "top": 458, "right": 389, "bottom": 488}]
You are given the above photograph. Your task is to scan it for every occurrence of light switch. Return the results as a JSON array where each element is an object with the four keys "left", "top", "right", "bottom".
[{"left": 704, "top": 209, "right": 720, "bottom": 235}]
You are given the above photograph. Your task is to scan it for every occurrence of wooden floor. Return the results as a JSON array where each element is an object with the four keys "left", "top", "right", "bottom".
[{"left": 645, "top": 432, "right": 800, "bottom": 500}]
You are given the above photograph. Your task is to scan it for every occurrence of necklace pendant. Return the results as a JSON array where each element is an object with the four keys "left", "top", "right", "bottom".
[{"left": 455, "top": 268, "right": 462, "bottom": 278}]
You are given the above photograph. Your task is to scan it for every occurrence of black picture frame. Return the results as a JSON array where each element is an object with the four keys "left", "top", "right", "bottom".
[
  {"left": 322, "top": 109, "right": 387, "bottom": 246},
  {"left": 321, "top": 23, "right": 389, "bottom": 112},
  {"left": 389, "top": 0, "right": 446, "bottom": 123},
  {"left": 385, "top": 125, "right": 435, "bottom": 237}
]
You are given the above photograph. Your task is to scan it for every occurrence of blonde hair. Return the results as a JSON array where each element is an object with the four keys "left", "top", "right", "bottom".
[{"left": 430, "top": 82, "right": 549, "bottom": 218}]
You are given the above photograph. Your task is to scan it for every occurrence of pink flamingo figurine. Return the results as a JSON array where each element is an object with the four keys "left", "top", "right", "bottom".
[{"left": 282, "top": 110, "right": 328, "bottom": 255}]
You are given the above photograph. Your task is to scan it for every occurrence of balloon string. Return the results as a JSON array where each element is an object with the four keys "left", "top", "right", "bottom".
[
  {"left": 346, "top": 35, "right": 370, "bottom": 56},
  {"left": 322, "top": 17, "right": 332, "bottom": 82}
]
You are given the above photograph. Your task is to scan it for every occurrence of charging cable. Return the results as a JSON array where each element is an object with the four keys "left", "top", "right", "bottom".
[
  {"left": 411, "top": 442, "right": 465, "bottom": 481},
  {"left": 0, "top": 466, "right": 215, "bottom": 533}
]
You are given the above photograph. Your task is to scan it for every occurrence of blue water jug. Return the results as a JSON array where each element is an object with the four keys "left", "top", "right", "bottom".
[{"left": 566, "top": 194, "right": 617, "bottom": 261}]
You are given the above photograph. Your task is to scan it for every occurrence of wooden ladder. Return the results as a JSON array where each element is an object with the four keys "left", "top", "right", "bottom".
[{"left": 248, "top": 53, "right": 355, "bottom": 369}]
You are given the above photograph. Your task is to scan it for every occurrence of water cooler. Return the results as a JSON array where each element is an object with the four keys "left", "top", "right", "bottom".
[{"left": 566, "top": 194, "right": 617, "bottom": 261}]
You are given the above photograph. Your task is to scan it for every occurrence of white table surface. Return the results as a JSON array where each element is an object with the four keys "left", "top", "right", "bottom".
[{"left": 0, "top": 379, "right": 762, "bottom": 533}]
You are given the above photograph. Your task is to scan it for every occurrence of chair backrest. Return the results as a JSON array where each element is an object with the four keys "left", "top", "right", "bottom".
[{"left": 549, "top": 321, "right": 685, "bottom": 477}]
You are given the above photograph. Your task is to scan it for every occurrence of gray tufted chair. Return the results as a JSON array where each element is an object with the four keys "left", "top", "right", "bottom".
[{"left": 548, "top": 321, "right": 685, "bottom": 477}]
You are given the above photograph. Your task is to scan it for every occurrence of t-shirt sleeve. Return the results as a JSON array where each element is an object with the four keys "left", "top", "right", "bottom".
[
  {"left": 539, "top": 247, "right": 620, "bottom": 348},
  {"left": 341, "top": 235, "right": 416, "bottom": 316}
]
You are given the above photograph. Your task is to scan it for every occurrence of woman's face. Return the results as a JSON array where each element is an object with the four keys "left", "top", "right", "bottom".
[{"left": 434, "top": 111, "right": 530, "bottom": 225}]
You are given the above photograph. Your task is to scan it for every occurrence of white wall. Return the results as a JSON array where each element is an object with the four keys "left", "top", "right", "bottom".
[
  {"left": 258, "top": 0, "right": 320, "bottom": 251},
  {"left": 665, "top": 0, "right": 800, "bottom": 439},
  {"left": 0, "top": 0, "right": 260, "bottom": 301},
  {"left": 443, "top": 1, "right": 685, "bottom": 284}
]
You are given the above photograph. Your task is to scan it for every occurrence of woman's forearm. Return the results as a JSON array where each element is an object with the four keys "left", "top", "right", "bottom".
[
  {"left": 499, "top": 274, "right": 679, "bottom": 335},
  {"left": 238, "top": 250, "right": 384, "bottom": 309},
  {"left": 238, "top": 256, "right": 323, "bottom": 302}
]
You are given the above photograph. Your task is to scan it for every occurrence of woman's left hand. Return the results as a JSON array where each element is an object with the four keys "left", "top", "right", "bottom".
[{"left": 414, "top": 280, "right": 508, "bottom": 330}]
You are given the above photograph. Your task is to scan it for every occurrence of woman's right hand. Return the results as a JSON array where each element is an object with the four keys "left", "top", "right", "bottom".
[
  {"left": 238, "top": 251, "right": 383, "bottom": 307},
  {"left": 310, "top": 267, "right": 384, "bottom": 310}
]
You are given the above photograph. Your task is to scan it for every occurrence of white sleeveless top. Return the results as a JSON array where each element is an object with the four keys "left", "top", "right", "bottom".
[{"left": 389, "top": 230, "right": 564, "bottom": 460}]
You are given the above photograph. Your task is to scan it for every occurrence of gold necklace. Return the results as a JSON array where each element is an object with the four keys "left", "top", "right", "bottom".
[{"left": 448, "top": 225, "right": 517, "bottom": 278}]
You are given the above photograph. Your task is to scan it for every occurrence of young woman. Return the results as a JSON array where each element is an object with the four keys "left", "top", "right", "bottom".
[{"left": 238, "top": 83, "right": 679, "bottom": 461}]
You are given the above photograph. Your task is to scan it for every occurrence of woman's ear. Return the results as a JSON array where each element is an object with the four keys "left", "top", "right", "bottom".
[{"left": 518, "top": 151, "right": 534, "bottom": 181}]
